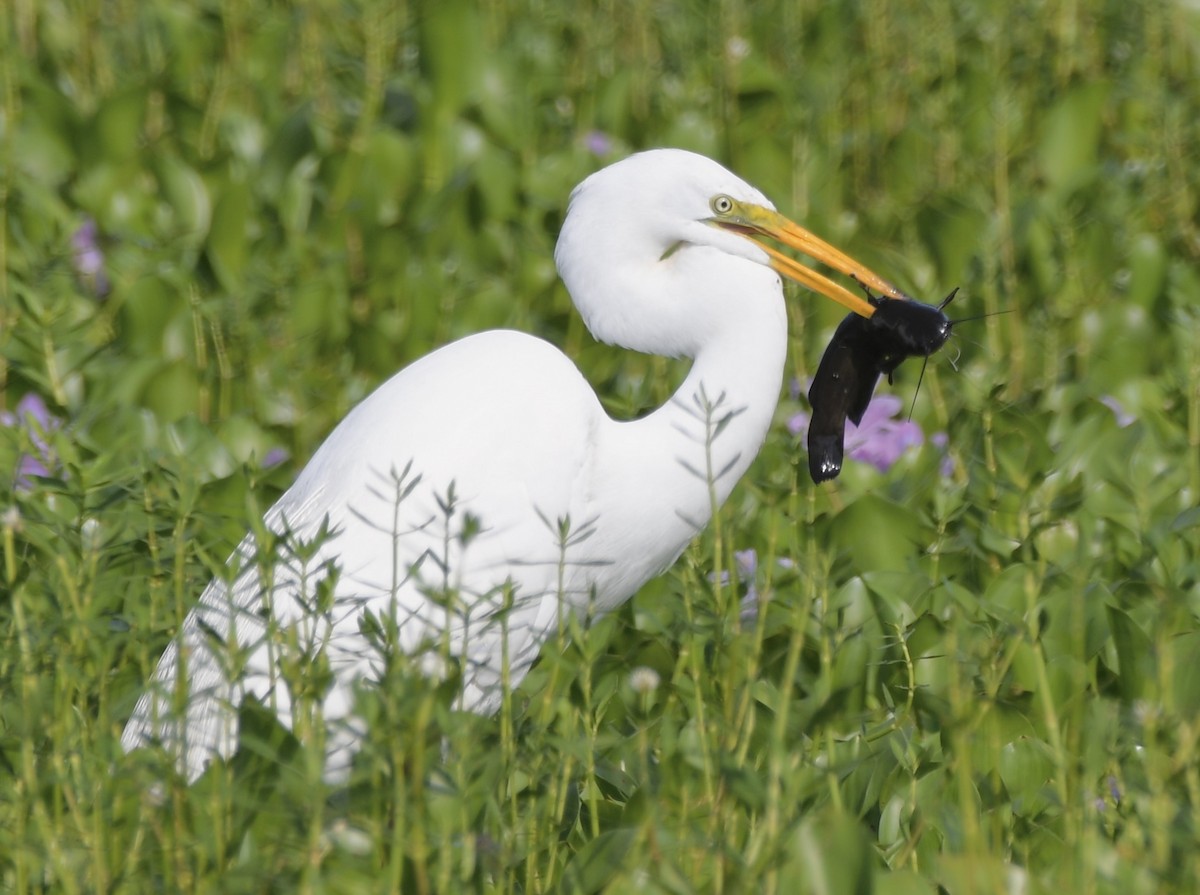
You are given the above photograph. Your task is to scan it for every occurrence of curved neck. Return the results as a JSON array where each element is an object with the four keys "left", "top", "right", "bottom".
[
  {"left": 592, "top": 283, "right": 788, "bottom": 568},
  {"left": 648, "top": 293, "right": 788, "bottom": 522}
]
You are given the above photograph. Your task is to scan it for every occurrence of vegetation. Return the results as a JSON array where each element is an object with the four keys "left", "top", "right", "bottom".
[{"left": 2, "top": 0, "right": 1199, "bottom": 891}]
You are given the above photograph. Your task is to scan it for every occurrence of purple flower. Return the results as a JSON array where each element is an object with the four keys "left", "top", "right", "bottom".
[
  {"left": 845, "top": 396, "right": 924, "bottom": 471},
  {"left": 734, "top": 550, "right": 764, "bottom": 623},
  {"left": 708, "top": 548, "right": 759, "bottom": 614},
  {"left": 734, "top": 549, "right": 757, "bottom": 579},
  {"left": 1, "top": 393, "right": 62, "bottom": 491},
  {"left": 1100, "top": 395, "right": 1134, "bottom": 428},
  {"left": 706, "top": 549, "right": 795, "bottom": 624},
  {"left": 789, "top": 394, "right": 923, "bottom": 475},
  {"left": 262, "top": 447, "right": 289, "bottom": 469},
  {"left": 583, "top": 130, "right": 612, "bottom": 157},
  {"left": 70, "top": 219, "right": 110, "bottom": 297},
  {"left": 930, "top": 431, "right": 956, "bottom": 478}
]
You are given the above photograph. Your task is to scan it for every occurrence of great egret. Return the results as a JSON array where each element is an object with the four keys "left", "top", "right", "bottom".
[{"left": 122, "top": 148, "right": 908, "bottom": 782}]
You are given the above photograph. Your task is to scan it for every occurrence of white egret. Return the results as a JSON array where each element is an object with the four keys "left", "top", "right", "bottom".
[{"left": 122, "top": 149, "right": 906, "bottom": 782}]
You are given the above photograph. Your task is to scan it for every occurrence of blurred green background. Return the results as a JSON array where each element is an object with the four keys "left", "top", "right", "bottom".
[{"left": 2, "top": 0, "right": 1199, "bottom": 892}]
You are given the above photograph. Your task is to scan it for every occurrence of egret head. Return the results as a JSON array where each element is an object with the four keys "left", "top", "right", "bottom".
[{"left": 555, "top": 149, "right": 908, "bottom": 357}]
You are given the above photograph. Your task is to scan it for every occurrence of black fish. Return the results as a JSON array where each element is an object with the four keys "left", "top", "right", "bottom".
[{"left": 806, "top": 288, "right": 958, "bottom": 483}]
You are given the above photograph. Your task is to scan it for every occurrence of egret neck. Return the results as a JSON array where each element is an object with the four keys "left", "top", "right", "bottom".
[{"left": 587, "top": 255, "right": 788, "bottom": 608}]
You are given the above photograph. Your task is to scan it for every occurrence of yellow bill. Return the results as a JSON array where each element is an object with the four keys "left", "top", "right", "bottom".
[{"left": 713, "top": 201, "right": 909, "bottom": 318}]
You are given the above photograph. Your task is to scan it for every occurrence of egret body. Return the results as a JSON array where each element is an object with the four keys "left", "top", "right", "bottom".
[{"left": 123, "top": 149, "right": 905, "bottom": 781}]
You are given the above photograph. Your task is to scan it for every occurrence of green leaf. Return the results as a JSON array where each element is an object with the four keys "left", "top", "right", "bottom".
[
  {"left": 14, "top": 111, "right": 76, "bottom": 189},
  {"left": 828, "top": 494, "right": 933, "bottom": 573},
  {"left": 356, "top": 129, "right": 419, "bottom": 226},
  {"left": 1037, "top": 82, "right": 1109, "bottom": 195},
  {"left": 280, "top": 154, "right": 319, "bottom": 236},
  {"left": 875, "top": 869, "right": 937, "bottom": 895},
  {"left": 560, "top": 828, "right": 637, "bottom": 895},
  {"left": 916, "top": 198, "right": 989, "bottom": 284},
  {"left": 92, "top": 86, "right": 147, "bottom": 163},
  {"left": 419, "top": 0, "right": 484, "bottom": 113},
  {"left": 1169, "top": 631, "right": 1200, "bottom": 716},
  {"left": 936, "top": 855, "right": 1027, "bottom": 894},
  {"left": 1105, "top": 604, "right": 1153, "bottom": 702},
  {"left": 999, "top": 736, "right": 1057, "bottom": 816},
  {"left": 143, "top": 362, "right": 202, "bottom": 424},
  {"left": 206, "top": 177, "right": 253, "bottom": 292},
  {"left": 162, "top": 413, "right": 235, "bottom": 480},
  {"left": 1171, "top": 506, "right": 1200, "bottom": 533},
  {"left": 119, "top": 275, "right": 186, "bottom": 355},
  {"left": 782, "top": 810, "right": 873, "bottom": 895},
  {"left": 156, "top": 155, "right": 212, "bottom": 247},
  {"left": 1126, "top": 233, "right": 1167, "bottom": 309}
]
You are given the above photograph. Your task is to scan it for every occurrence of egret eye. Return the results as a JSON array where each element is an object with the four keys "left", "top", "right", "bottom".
[{"left": 711, "top": 195, "right": 735, "bottom": 215}]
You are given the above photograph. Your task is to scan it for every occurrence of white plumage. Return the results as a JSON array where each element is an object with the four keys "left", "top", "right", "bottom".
[{"left": 122, "top": 149, "right": 902, "bottom": 781}]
